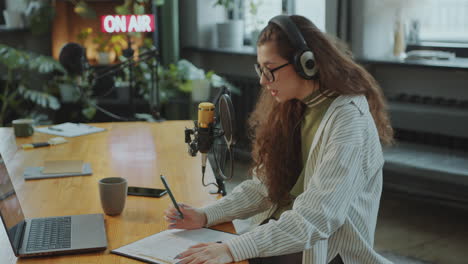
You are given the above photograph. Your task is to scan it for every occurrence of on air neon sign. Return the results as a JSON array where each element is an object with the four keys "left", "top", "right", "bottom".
[{"left": 101, "top": 15, "right": 155, "bottom": 33}]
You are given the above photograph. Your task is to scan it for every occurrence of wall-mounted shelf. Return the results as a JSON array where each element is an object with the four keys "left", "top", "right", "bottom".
[
  {"left": 358, "top": 56, "right": 468, "bottom": 70},
  {"left": 0, "top": 25, "right": 28, "bottom": 33},
  {"left": 184, "top": 48, "right": 468, "bottom": 70},
  {"left": 183, "top": 46, "right": 256, "bottom": 56}
]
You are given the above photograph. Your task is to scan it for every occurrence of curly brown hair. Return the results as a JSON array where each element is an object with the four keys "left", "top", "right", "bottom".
[{"left": 248, "top": 15, "right": 394, "bottom": 206}]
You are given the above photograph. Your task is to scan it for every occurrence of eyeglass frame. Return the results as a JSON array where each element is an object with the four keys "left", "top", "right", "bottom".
[{"left": 254, "top": 62, "right": 291, "bottom": 82}]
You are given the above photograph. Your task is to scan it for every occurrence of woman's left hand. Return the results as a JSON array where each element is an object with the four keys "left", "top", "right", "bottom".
[{"left": 175, "top": 242, "right": 234, "bottom": 264}]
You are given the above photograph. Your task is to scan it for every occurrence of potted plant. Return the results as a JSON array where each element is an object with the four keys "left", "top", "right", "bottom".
[
  {"left": 247, "top": 0, "right": 264, "bottom": 48},
  {"left": 73, "top": 0, "right": 96, "bottom": 19},
  {"left": 214, "top": 0, "right": 244, "bottom": 49},
  {"left": 157, "top": 59, "right": 241, "bottom": 119},
  {"left": 92, "top": 32, "right": 126, "bottom": 64},
  {"left": 3, "top": 0, "right": 27, "bottom": 28},
  {"left": 114, "top": 39, "right": 241, "bottom": 120},
  {"left": 53, "top": 60, "right": 98, "bottom": 122},
  {"left": 2, "top": 9, "right": 24, "bottom": 28},
  {"left": 24, "top": 0, "right": 55, "bottom": 35},
  {"left": 77, "top": 27, "right": 93, "bottom": 46},
  {"left": 0, "top": 44, "right": 63, "bottom": 126}
]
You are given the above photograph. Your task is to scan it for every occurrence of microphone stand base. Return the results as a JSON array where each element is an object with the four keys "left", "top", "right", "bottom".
[{"left": 209, "top": 178, "right": 227, "bottom": 196}]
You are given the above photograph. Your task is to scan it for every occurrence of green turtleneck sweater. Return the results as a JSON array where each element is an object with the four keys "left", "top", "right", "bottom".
[{"left": 271, "top": 89, "right": 336, "bottom": 219}]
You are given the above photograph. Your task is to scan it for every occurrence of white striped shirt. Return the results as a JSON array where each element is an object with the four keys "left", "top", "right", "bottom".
[{"left": 202, "top": 95, "right": 393, "bottom": 264}]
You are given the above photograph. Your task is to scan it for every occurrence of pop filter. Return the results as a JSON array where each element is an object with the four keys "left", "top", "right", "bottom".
[
  {"left": 218, "top": 93, "right": 236, "bottom": 147},
  {"left": 59, "top": 43, "right": 87, "bottom": 76},
  {"left": 208, "top": 90, "right": 236, "bottom": 195}
]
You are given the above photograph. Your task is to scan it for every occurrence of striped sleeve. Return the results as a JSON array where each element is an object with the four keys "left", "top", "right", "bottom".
[{"left": 201, "top": 176, "right": 271, "bottom": 226}]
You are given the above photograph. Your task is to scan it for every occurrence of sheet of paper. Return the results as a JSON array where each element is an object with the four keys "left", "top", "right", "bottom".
[
  {"left": 35, "top": 122, "right": 106, "bottom": 137},
  {"left": 112, "top": 228, "right": 237, "bottom": 264},
  {"left": 42, "top": 160, "right": 84, "bottom": 174}
]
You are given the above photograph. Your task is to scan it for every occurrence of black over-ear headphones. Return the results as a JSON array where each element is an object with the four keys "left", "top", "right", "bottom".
[{"left": 269, "top": 15, "right": 318, "bottom": 80}]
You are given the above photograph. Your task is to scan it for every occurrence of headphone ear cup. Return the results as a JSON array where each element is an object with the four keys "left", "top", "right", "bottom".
[{"left": 300, "top": 50, "right": 317, "bottom": 78}]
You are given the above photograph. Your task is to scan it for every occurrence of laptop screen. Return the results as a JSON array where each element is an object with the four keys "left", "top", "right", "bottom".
[{"left": 0, "top": 153, "right": 26, "bottom": 253}]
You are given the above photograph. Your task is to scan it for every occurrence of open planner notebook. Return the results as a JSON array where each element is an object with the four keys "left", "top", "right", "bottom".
[{"left": 111, "top": 228, "right": 237, "bottom": 264}]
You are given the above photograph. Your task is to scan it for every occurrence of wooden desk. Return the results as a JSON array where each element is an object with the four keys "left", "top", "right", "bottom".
[{"left": 0, "top": 121, "right": 247, "bottom": 264}]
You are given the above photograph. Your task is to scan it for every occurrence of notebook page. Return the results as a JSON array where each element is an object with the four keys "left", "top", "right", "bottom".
[{"left": 112, "top": 228, "right": 237, "bottom": 264}]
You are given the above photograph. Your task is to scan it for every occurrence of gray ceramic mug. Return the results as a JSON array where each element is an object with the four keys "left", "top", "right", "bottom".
[{"left": 99, "top": 177, "right": 127, "bottom": 215}]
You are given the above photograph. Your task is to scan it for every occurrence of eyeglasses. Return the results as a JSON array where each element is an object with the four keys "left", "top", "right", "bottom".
[{"left": 254, "top": 62, "right": 290, "bottom": 82}]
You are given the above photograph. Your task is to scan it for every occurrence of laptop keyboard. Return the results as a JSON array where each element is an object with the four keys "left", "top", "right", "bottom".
[{"left": 26, "top": 217, "right": 72, "bottom": 252}]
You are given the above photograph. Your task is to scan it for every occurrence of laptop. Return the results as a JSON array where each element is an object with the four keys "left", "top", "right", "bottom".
[{"left": 0, "top": 152, "right": 107, "bottom": 257}]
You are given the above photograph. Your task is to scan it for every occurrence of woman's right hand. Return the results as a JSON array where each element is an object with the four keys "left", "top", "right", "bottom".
[{"left": 163, "top": 203, "right": 207, "bottom": 230}]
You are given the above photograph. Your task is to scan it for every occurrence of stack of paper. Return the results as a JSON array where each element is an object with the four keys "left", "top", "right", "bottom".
[{"left": 35, "top": 122, "right": 106, "bottom": 137}]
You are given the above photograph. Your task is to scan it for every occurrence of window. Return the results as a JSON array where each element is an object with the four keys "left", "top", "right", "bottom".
[
  {"left": 243, "top": 0, "right": 326, "bottom": 39},
  {"left": 243, "top": 0, "right": 282, "bottom": 38},
  {"left": 406, "top": 0, "right": 468, "bottom": 43},
  {"left": 294, "top": 0, "right": 325, "bottom": 32}
]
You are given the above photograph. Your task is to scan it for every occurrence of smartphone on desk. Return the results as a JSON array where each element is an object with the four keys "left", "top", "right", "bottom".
[{"left": 127, "top": 186, "right": 167, "bottom": 198}]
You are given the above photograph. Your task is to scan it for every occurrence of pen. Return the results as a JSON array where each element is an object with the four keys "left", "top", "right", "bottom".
[
  {"left": 160, "top": 175, "right": 184, "bottom": 219},
  {"left": 48, "top": 126, "right": 63, "bottom": 132},
  {"left": 21, "top": 137, "right": 67, "bottom": 150},
  {"left": 22, "top": 142, "right": 50, "bottom": 149}
]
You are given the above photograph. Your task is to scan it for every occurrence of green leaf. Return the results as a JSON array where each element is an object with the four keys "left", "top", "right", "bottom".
[
  {"left": 213, "top": 0, "right": 234, "bottom": 10},
  {"left": 115, "top": 5, "right": 129, "bottom": 15},
  {"left": 82, "top": 106, "right": 96, "bottom": 120},
  {"left": 153, "top": 0, "right": 165, "bottom": 6},
  {"left": 210, "top": 74, "right": 241, "bottom": 94},
  {"left": 0, "top": 45, "right": 29, "bottom": 70},
  {"left": 41, "top": 94, "right": 48, "bottom": 108},
  {"left": 19, "top": 87, "right": 61, "bottom": 110},
  {"left": 74, "top": 1, "right": 96, "bottom": 19},
  {"left": 29, "top": 4, "right": 56, "bottom": 35},
  {"left": 179, "top": 80, "right": 193, "bottom": 93},
  {"left": 29, "top": 55, "right": 65, "bottom": 73},
  {"left": 205, "top": 70, "right": 214, "bottom": 80},
  {"left": 47, "top": 95, "right": 60, "bottom": 110},
  {"left": 133, "top": 3, "right": 145, "bottom": 14},
  {"left": 77, "top": 27, "right": 93, "bottom": 44},
  {"left": 135, "top": 113, "right": 156, "bottom": 122}
]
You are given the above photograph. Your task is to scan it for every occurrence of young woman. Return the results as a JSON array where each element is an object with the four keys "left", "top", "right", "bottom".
[{"left": 164, "top": 15, "right": 394, "bottom": 264}]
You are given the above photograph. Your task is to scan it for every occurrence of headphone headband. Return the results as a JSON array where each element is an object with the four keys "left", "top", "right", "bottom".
[
  {"left": 268, "top": 15, "right": 318, "bottom": 80},
  {"left": 269, "top": 15, "right": 309, "bottom": 53}
]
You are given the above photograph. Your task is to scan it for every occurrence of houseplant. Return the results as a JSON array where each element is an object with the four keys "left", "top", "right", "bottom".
[
  {"left": 156, "top": 59, "right": 241, "bottom": 119},
  {"left": 24, "top": 0, "right": 55, "bottom": 35},
  {"left": 214, "top": 0, "right": 244, "bottom": 49},
  {"left": 247, "top": 0, "right": 264, "bottom": 47},
  {"left": 54, "top": 66, "right": 98, "bottom": 122},
  {"left": 92, "top": 32, "right": 126, "bottom": 64},
  {"left": 0, "top": 44, "right": 63, "bottom": 126},
  {"left": 73, "top": 0, "right": 96, "bottom": 19},
  {"left": 113, "top": 37, "right": 240, "bottom": 120},
  {"left": 3, "top": 0, "right": 54, "bottom": 31}
]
